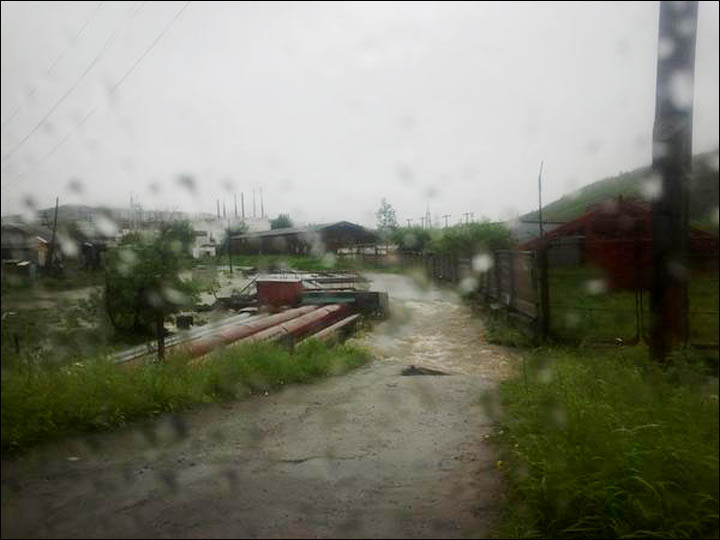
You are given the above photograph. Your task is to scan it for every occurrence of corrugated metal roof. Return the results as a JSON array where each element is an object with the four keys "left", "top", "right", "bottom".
[
  {"left": 1, "top": 222, "right": 54, "bottom": 243},
  {"left": 231, "top": 221, "right": 373, "bottom": 240}
]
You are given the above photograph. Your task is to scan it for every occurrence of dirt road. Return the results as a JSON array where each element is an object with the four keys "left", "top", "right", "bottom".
[{"left": 1, "top": 273, "right": 514, "bottom": 539}]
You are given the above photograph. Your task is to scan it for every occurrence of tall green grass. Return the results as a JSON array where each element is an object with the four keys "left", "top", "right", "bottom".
[
  {"left": 1, "top": 340, "right": 370, "bottom": 455},
  {"left": 548, "top": 265, "right": 719, "bottom": 346},
  {"left": 493, "top": 346, "right": 719, "bottom": 539}
]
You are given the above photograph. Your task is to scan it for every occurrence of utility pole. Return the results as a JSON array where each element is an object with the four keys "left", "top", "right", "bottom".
[
  {"left": 650, "top": 0, "right": 698, "bottom": 361},
  {"left": 234, "top": 194, "right": 238, "bottom": 218},
  {"left": 223, "top": 201, "right": 226, "bottom": 219},
  {"left": 537, "top": 159, "right": 549, "bottom": 340},
  {"left": 463, "top": 212, "right": 470, "bottom": 225},
  {"left": 227, "top": 230, "right": 233, "bottom": 275},
  {"left": 443, "top": 215, "right": 450, "bottom": 228},
  {"left": 537, "top": 160, "right": 545, "bottom": 239},
  {"left": 216, "top": 199, "right": 220, "bottom": 220},
  {"left": 252, "top": 188, "right": 256, "bottom": 218},
  {"left": 260, "top": 187, "right": 264, "bottom": 218},
  {"left": 241, "top": 192, "right": 245, "bottom": 220},
  {"left": 406, "top": 218, "right": 412, "bottom": 227},
  {"left": 470, "top": 212, "right": 474, "bottom": 223},
  {"left": 46, "top": 197, "right": 59, "bottom": 273}
]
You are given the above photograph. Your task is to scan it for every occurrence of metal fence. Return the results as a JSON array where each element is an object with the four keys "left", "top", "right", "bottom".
[
  {"left": 544, "top": 239, "right": 718, "bottom": 346},
  {"left": 482, "top": 250, "right": 538, "bottom": 319},
  {"left": 408, "top": 239, "right": 718, "bottom": 347}
]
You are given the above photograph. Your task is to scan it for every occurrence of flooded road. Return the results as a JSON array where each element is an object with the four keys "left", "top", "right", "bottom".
[{"left": 2, "top": 273, "right": 514, "bottom": 539}]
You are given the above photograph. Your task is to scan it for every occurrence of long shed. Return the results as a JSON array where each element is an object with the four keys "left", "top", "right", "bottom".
[{"left": 230, "top": 221, "right": 377, "bottom": 255}]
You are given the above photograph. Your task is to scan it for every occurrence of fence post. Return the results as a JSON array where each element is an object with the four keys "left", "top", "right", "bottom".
[
  {"left": 509, "top": 251, "right": 516, "bottom": 311},
  {"left": 537, "top": 246, "right": 550, "bottom": 339}
]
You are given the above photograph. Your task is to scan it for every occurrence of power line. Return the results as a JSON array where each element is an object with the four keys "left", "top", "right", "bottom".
[
  {"left": 108, "top": 1, "right": 191, "bottom": 95},
  {"left": 1, "top": 1, "right": 146, "bottom": 166},
  {"left": 1, "top": 1, "right": 105, "bottom": 131},
  {"left": 3, "top": 1, "right": 190, "bottom": 185}
]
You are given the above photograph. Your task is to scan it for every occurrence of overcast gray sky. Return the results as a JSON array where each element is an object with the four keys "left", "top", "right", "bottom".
[{"left": 1, "top": 1, "right": 718, "bottom": 227}]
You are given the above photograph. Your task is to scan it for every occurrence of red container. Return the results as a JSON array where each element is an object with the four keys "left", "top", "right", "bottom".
[{"left": 256, "top": 277, "right": 304, "bottom": 307}]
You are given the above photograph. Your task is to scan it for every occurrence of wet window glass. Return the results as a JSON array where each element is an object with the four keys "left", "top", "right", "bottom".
[{"left": 2, "top": 2, "right": 718, "bottom": 538}]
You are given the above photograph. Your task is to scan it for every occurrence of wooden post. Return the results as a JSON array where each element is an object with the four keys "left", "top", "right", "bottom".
[
  {"left": 227, "top": 232, "right": 233, "bottom": 274},
  {"left": 537, "top": 246, "right": 550, "bottom": 340},
  {"left": 46, "top": 197, "right": 59, "bottom": 274},
  {"left": 509, "top": 251, "right": 516, "bottom": 311},
  {"left": 156, "top": 313, "right": 165, "bottom": 361},
  {"left": 650, "top": 1, "right": 697, "bottom": 360},
  {"left": 537, "top": 161, "right": 544, "bottom": 240}
]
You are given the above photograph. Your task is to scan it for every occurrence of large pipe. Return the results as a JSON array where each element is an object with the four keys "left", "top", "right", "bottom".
[
  {"left": 173, "top": 305, "right": 319, "bottom": 358},
  {"left": 240, "top": 304, "right": 349, "bottom": 345},
  {"left": 305, "top": 313, "right": 360, "bottom": 343},
  {"left": 114, "top": 312, "right": 264, "bottom": 364}
]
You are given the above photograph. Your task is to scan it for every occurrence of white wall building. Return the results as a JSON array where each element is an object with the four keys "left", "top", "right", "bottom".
[{"left": 190, "top": 216, "right": 270, "bottom": 258}]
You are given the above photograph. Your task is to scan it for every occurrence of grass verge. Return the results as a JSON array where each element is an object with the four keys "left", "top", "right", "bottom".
[
  {"left": 1, "top": 340, "right": 370, "bottom": 455},
  {"left": 491, "top": 345, "right": 719, "bottom": 539},
  {"left": 483, "top": 315, "right": 536, "bottom": 349},
  {"left": 548, "top": 264, "right": 718, "bottom": 346}
]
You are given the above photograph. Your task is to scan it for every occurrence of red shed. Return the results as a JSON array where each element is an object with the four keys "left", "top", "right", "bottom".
[{"left": 521, "top": 197, "right": 718, "bottom": 289}]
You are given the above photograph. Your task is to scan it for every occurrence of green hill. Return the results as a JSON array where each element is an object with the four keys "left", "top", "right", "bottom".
[{"left": 522, "top": 150, "right": 719, "bottom": 231}]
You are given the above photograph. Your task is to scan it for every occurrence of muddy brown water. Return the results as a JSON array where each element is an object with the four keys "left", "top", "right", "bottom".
[{"left": 1, "top": 273, "right": 515, "bottom": 539}]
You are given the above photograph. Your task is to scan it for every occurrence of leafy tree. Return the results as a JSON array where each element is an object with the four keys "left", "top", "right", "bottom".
[
  {"left": 218, "top": 222, "right": 248, "bottom": 255},
  {"left": 390, "top": 226, "right": 433, "bottom": 253},
  {"left": 158, "top": 220, "right": 195, "bottom": 257},
  {"left": 429, "top": 220, "right": 515, "bottom": 255},
  {"left": 376, "top": 198, "right": 398, "bottom": 241},
  {"left": 105, "top": 223, "right": 198, "bottom": 360},
  {"left": 270, "top": 214, "right": 294, "bottom": 230}
]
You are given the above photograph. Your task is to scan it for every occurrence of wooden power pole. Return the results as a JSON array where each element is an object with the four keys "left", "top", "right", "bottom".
[
  {"left": 537, "top": 160, "right": 544, "bottom": 239},
  {"left": 46, "top": 197, "right": 60, "bottom": 274},
  {"left": 650, "top": 0, "right": 698, "bottom": 361}
]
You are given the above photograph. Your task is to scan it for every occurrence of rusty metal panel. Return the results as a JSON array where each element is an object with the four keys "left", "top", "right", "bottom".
[
  {"left": 496, "top": 252, "right": 513, "bottom": 306},
  {"left": 256, "top": 277, "right": 304, "bottom": 307},
  {"left": 514, "top": 252, "right": 538, "bottom": 318}
]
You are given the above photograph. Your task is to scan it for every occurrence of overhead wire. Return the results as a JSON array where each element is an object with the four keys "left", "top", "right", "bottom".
[
  {"left": 0, "top": 1, "right": 105, "bottom": 130},
  {"left": 2, "top": 1, "right": 192, "bottom": 186},
  {"left": 1, "top": 1, "right": 147, "bottom": 165}
]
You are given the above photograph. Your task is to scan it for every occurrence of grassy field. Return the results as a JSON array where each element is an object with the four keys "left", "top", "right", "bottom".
[
  {"left": 1, "top": 340, "right": 370, "bottom": 455},
  {"left": 548, "top": 264, "right": 719, "bottom": 346},
  {"left": 492, "top": 345, "right": 719, "bottom": 539}
]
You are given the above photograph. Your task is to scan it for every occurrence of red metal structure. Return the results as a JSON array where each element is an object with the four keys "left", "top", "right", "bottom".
[
  {"left": 521, "top": 197, "right": 718, "bottom": 289},
  {"left": 256, "top": 277, "right": 304, "bottom": 308}
]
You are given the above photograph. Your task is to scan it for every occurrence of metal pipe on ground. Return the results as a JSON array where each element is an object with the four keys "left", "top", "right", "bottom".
[
  {"left": 114, "top": 311, "right": 266, "bottom": 364},
  {"left": 177, "top": 305, "right": 320, "bottom": 358},
  {"left": 239, "top": 304, "right": 350, "bottom": 346},
  {"left": 301, "top": 314, "right": 361, "bottom": 344}
]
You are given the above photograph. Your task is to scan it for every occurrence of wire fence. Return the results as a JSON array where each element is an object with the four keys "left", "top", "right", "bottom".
[{"left": 404, "top": 238, "right": 718, "bottom": 347}]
